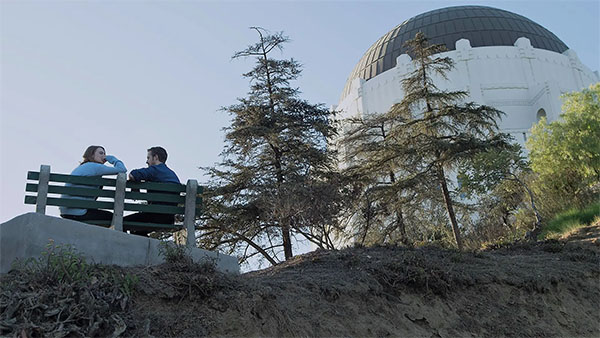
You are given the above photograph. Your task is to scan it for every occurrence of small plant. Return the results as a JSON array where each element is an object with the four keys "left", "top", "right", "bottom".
[
  {"left": 114, "top": 271, "right": 139, "bottom": 297},
  {"left": 158, "top": 241, "right": 193, "bottom": 265},
  {"left": 11, "top": 240, "right": 140, "bottom": 295},
  {"left": 15, "top": 240, "right": 92, "bottom": 284}
]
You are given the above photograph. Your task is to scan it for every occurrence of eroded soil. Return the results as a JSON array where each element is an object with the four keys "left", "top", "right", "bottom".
[{"left": 2, "top": 225, "right": 599, "bottom": 337}]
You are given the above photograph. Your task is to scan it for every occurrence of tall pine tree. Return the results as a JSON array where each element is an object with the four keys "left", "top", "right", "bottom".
[
  {"left": 343, "top": 32, "right": 511, "bottom": 250},
  {"left": 202, "top": 28, "right": 339, "bottom": 265}
]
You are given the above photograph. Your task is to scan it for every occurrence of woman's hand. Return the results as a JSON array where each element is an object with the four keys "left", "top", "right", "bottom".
[{"left": 105, "top": 155, "right": 119, "bottom": 164}]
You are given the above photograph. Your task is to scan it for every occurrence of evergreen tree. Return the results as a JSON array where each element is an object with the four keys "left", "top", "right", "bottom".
[
  {"left": 341, "top": 114, "right": 440, "bottom": 245},
  {"left": 343, "top": 32, "right": 511, "bottom": 250},
  {"left": 201, "top": 28, "right": 339, "bottom": 265}
]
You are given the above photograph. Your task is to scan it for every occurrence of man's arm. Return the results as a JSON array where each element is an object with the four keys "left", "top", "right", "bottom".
[{"left": 129, "top": 166, "right": 158, "bottom": 181}]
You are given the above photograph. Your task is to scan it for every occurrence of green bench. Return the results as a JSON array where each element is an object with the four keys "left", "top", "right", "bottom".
[{"left": 24, "top": 165, "right": 203, "bottom": 247}]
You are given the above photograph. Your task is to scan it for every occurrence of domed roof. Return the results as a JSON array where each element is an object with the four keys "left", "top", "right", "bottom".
[{"left": 342, "top": 5, "right": 568, "bottom": 98}]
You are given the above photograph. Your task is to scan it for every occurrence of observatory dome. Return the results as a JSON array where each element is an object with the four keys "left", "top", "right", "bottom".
[
  {"left": 343, "top": 6, "right": 569, "bottom": 98},
  {"left": 337, "top": 5, "right": 599, "bottom": 149}
]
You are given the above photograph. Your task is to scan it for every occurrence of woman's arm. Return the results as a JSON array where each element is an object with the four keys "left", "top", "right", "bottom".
[
  {"left": 105, "top": 155, "right": 127, "bottom": 172},
  {"left": 88, "top": 156, "right": 127, "bottom": 175}
]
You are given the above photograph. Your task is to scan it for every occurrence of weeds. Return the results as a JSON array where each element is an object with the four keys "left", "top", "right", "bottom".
[
  {"left": 366, "top": 248, "right": 454, "bottom": 297},
  {"left": 1, "top": 241, "right": 139, "bottom": 337},
  {"left": 158, "top": 240, "right": 219, "bottom": 272},
  {"left": 13, "top": 240, "right": 91, "bottom": 284},
  {"left": 159, "top": 240, "right": 193, "bottom": 265}
]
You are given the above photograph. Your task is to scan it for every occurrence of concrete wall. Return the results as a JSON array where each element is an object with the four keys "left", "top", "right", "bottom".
[{"left": 0, "top": 213, "right": 239, "bottom": 274}]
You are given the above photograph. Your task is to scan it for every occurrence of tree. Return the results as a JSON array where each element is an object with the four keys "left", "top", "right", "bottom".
[
  {"left": 342, "top": 32, "right": 511, "bottom": 250},
  {"left": 527, "top": 83, "right": 600, "bottom": 202},
  {"left": 341, "top": 114, "right": 441, "bottom": 246},
  {"left": 463, "top": 179, "right": 528, "bottom": 245},
  {"left": 457, "top": 144, "right": 543, "bottom": 237},
  {"left": 201, "top": 28, "right": 340, "bottom": 266}
]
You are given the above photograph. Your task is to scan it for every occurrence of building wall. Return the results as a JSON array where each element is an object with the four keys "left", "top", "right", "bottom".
[{"left": 338, "top": 37, "right": 600, "bottom": 150}]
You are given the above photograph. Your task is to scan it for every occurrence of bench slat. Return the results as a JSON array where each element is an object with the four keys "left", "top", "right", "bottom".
[
  {"left": 126, "top": 181, "right": 186, "bottom": 193},
  {"left": 85, "top": 220, "right": 183, "bottom": 230},
  {"left": 25, "top": 196, "right": 186, "bottom": 215},
  {"left": 28, "top": 171, "right": 203, "bottom": 203},
  {"left": 26, "top": 183, "right": 116, "bottom": 198},
  {"left": 124, "top": 222, "right": 182, "bottom": 230},
  {"left": 25, "top": 195, "right": 114, "bottom": 210},
  {"left": 125, "top": 191, "right": 185, "bottom": 204},
  {"left": 123, "top": 202, "right": 184, "bottom": 214},
  {"left": 26, "top": 183, "right": 199, "bottom": 205},
  {"left": 28, "top": 171, "right": 117, "bottom": 186},
  {"left": 26, "top": 192, "right": 201, "bottom": 216}
]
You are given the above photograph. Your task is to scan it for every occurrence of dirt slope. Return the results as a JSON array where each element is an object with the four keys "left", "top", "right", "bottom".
[
  {"left": 2, "top": 225, "right": 599, "bottom": 337},
  {"left": 128, "top": 225, "right": 600, "bottom": 337}
]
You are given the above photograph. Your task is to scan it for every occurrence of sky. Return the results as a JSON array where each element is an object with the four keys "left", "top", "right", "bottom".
[{"left": 1, "top": 0, "right": 598, "bottom": 231}]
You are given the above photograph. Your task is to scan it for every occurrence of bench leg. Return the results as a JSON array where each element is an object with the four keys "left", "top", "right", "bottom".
[
  {"left": 111, "top": 173, "right": 126, "bottom": 231},
  {"left": 184, "top": 180, "right": 198, "bottom": 248},
  {"left": 36, "top": 165, "right": 51, "bottom": 214}
]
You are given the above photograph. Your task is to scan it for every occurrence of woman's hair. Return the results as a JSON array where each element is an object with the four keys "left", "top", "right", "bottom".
[{"left": 81, "top": 145, "right": 105, "bottom": 165}]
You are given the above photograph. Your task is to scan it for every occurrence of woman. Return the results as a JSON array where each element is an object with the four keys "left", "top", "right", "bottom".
[{"left": 60, "top": 145, "right": 127, "bottom": 222}]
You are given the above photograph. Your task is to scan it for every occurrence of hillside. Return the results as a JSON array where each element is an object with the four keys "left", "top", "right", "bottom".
[{"left": 2, "top": 225, "right": 599, "bottom": 337}]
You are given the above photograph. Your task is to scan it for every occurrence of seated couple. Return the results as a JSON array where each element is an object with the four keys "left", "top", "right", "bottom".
[{"left": 59, "top": 145, "right": 180, "bottom": 235}]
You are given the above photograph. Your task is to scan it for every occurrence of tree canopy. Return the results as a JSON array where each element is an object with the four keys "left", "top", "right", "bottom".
[{"left": 527, "top": 83, "right": 600, "bottom": 196}]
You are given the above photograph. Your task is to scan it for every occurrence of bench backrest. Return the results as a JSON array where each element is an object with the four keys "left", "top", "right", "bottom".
[{"left": 24, "top": 165, "right": 203, "bottom": 247}]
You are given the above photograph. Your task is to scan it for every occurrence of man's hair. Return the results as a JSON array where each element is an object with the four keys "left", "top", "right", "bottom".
[
  {"left": 81, "top": 145, "right": 105, "bottom": 165},
  {"left": 148, "top": 146, "right": 168, "bottom": 163}
]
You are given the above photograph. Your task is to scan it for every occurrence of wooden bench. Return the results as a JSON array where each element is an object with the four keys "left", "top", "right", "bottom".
[{"left": 24, "top": 165, "right": 203, "bottom": 247}]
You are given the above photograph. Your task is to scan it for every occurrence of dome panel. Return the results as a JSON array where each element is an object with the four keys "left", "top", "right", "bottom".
[{"left": 342, "top": 5, "right": 569, "bottom": 99}]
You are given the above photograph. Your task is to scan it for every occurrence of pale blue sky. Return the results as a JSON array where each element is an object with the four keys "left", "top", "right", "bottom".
[{"left": 1, "top": 0, "right": 599, "bottom": 226}]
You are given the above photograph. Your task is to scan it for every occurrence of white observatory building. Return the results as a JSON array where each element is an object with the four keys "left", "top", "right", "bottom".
[{"left": 337, "top": 5, "right": 599, "bottom": 148}]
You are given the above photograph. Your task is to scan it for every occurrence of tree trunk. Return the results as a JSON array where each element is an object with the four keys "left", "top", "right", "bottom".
[
  {"left": 282, "top": 221, "right": 293, "bottom": 260},
  {"left": 438, "top": 166, "right": 464, "bottom": 250},
  {"left": 360, "top": 197, "right": 373, "bottom": 245},
  {"left": 272, "top": 148, "right": 292, "bottom": 259},
  {"left": 509, "top": 174, "right": 543, "bottom": 240},
  {"left": 396, "top": 208, "right": 408, "bottom": 245},
  {"left": 522, "top": 181, "right": 542, "bottom": 227},
  {"left": 388, "top": 171, "right": 408, "bottom": 245},
  {"left": 524, "top": 186, "right": 543, "bottom": 240},
  {"left": 260, "top": 29, "right": 293, "bottom": 260}
]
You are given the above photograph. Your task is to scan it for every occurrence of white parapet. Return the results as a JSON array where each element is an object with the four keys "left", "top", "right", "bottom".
[{"left": 337, "top": 38, "right": 600, "bottom": 149}]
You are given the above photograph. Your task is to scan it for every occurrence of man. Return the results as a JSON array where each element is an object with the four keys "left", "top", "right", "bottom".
[{"left": 124, "top": 146, "right": 180, "bottom": 234}]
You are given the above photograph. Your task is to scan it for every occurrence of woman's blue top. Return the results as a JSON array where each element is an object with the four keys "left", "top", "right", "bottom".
[{"left": 59, "top": 157, "right": 127, "bottom": 216}]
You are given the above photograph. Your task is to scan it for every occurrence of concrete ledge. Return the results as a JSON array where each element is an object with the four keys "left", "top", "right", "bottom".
[{"left": 0, "top": 213, "right": 239, "bottom": 274}]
